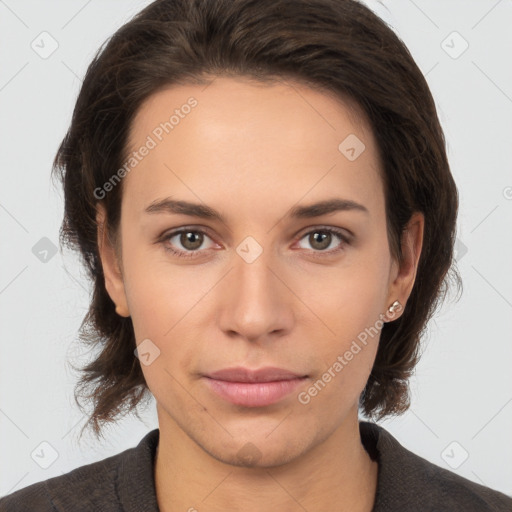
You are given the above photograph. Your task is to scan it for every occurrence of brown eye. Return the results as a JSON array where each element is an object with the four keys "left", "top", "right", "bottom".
[
  {"left": 308, "top": 231, "right": 332, "bottom": 251},
  {"left": 179, "top": 231, "right": 204, "bottom": 250},
  {"left": 296, "top": 227, "right": 350, "bottom": 255},
  {"left": 161, "top": 228, "right": 216, "bottom": 259}
]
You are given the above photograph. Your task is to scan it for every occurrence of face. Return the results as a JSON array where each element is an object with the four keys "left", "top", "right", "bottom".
[{"left": 99, "top": 76, "right": 422, "bottom": 467}]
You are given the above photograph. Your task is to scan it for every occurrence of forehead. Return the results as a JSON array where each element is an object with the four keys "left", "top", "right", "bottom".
[{"left": 123, "top": 76, "right": 383, "bottom": 217}]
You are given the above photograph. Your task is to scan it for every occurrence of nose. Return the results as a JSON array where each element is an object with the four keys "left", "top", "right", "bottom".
[{"left": 216, "top": 248, "right": 295, "bottom": 344}]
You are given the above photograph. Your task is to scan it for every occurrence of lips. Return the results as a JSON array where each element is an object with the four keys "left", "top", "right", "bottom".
[
  {"left": 206, "top": 366, "right": 307, "bottom": 383},
  {"left": 202, "top": 366, "right": 308, "bottom": 407}
]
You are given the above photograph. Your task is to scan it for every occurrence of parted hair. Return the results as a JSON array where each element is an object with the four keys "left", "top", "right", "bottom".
[{"left": 52, "top": 0, "right": 461, "bottom": 439}]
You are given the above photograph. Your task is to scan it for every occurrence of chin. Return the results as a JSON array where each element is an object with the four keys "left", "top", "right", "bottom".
[
  {"left": 197, "top": 424, "right": 315, "bottom": 469},
  {"left": 209, "top": 441, "right": 305, "bottom": 469}
]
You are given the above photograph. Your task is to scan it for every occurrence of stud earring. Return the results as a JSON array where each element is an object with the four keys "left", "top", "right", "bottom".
[
  {"left": 385, "top": 300, "right": 402, "bottom": 322},
  {"left": 388, "top": 300, "right": 402, "bottom": 314}
]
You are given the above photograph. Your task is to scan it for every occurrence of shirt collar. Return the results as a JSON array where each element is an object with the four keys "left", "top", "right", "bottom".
[
  {"left": 117, "top": 428, "right": 160, "bottom": 512},
  {"left": 116, "top": 421, "right": 418, "bottom": 511}
]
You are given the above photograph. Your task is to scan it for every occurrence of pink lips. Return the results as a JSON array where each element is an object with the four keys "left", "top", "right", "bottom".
[{"left": 203, "top": 367, "right": 308, "bottom": 407}]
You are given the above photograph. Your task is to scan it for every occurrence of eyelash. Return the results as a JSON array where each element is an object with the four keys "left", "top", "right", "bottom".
[{"left": 159, "top": 226, "right": 351, "bottom": 260}]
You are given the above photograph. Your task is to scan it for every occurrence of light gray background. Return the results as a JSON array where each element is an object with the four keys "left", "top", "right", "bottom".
[{"left": 1, "top": 0, "right": 511, "bottom": 499}]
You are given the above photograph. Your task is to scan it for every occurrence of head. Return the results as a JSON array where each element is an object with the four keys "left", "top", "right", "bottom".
[{"left": 54, "top": 0, "right": 461, "bottom": 461}]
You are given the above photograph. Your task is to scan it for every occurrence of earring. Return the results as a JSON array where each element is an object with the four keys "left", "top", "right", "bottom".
[
  {"left": 385, "top": 300, "right": 402, "bottom": 322},
  {"left": 388, "top": 300, "right": 402, "bottom": 314}
]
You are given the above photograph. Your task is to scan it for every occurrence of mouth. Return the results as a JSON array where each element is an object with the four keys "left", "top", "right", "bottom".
[{"left": 202, "top": 366, "right": 309, "bottom": 407}]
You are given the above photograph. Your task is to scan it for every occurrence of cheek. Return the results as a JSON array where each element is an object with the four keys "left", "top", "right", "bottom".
[
  {"left": 296, "top": 236, "right": 391, "bottom": 338},
  {"left": 121, "top": 237, "right": 209, "bottom": 334},
  {"left": 297, "top": 310, "right": 381, "bottom": 417},
  {"left": 118, "top": 252, "right": 176, "bottom": 375},
  {"left": 299, "top": 243, "right": 390, "bottom": 398},
  {"left": 120, "top": 247, "right": 216, "bottom": 389}
]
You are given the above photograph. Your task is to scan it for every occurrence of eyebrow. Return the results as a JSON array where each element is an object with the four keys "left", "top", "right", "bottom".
[{"left": 144, "top": 197, "right": 369, "bottom": 223}]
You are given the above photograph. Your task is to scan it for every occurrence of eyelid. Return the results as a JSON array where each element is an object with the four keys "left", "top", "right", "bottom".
[{"left": 295, "top": 224, "right": 353, "bottom": 242}]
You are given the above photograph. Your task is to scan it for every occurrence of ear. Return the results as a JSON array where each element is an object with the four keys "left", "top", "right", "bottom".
[
  {"left": 385, "top": 211, "right": 424, "bottom": 322},
  {"left": 96, "top": 204, "right": 130, "bottom": 317}
]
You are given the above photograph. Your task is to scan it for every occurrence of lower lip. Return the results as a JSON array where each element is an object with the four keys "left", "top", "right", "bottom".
[{"left": 204, "top": 377, "right": 307, "bottom": 407}]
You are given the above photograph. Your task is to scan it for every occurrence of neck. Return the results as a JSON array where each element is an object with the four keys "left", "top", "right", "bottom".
[{"left": 154, "top": 407, "right": 378, "bottom": 512}]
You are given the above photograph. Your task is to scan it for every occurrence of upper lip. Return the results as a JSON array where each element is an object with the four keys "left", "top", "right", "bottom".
[{"left": 205, "top": 367, "right": 307, "bottom": 383}]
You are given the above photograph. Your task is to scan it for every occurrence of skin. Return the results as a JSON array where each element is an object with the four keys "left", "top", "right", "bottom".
[{"left": 97, "top": 76, "right": 424, "bottom": 512}]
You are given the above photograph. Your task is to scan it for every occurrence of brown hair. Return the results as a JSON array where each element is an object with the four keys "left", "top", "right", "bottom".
[{"left": 53, "top": 0, "right": 461, "bottom": 440}]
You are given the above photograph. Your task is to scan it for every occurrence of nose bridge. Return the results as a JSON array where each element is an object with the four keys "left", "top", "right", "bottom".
[
  {"left": 235, "top": 244, "right": 275, "bottom": 299},
  {"left": 217, "top": 239, "right": 293, "bottom": 341}
]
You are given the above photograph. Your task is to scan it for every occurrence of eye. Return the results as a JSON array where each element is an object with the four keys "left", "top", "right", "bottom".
[
  {"left": 161, "top": 228, "right": 217, "bottom": 259},
  {"left": 159, "top": 226, "right": 351, "bottom": 260},
  {"left": 295, "top": 227, "right": 350, "bottom": 255}
]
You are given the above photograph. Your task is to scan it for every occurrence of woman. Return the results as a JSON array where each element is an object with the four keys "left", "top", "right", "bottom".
[{"left": 1, "top": 0, "right": 510, "bottom": 510}]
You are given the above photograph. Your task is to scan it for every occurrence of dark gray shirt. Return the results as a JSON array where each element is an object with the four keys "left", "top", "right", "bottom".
[{"left": 1, "top": 421, "right": 511, "bottom": 511}]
